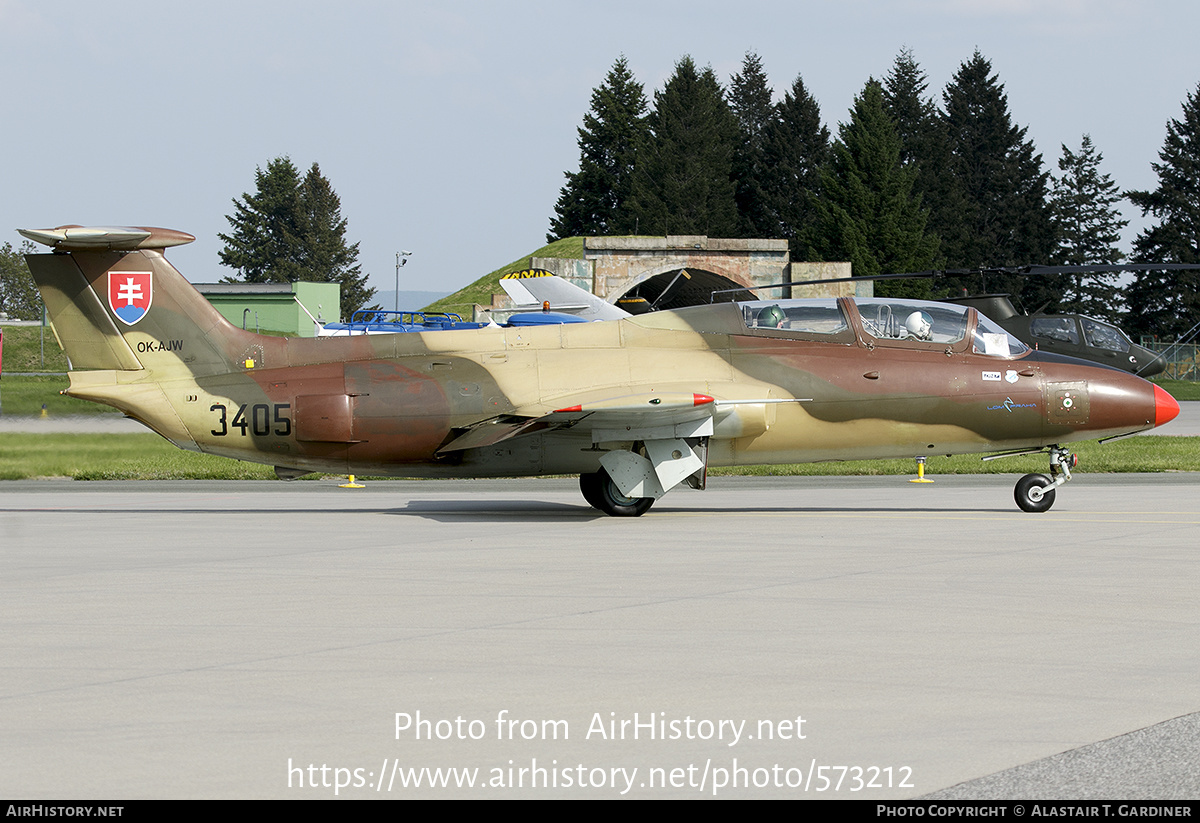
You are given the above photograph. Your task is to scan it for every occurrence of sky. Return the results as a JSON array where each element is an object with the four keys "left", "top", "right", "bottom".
[{"left": 4, "top": 0, "right": 1200, "bottom": 303}]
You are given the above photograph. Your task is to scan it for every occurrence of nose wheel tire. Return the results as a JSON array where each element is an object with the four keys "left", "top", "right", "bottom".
[
  {"left": 579, "top": 470, "right": 655, "bottom": 517},
  {"left": 1015, "top": 473, "right": 1056, "bottom": 513}
]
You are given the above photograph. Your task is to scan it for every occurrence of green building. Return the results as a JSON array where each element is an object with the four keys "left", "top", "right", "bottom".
[{"left": 193, "top": 282, "right": 340, "bottom": 338}]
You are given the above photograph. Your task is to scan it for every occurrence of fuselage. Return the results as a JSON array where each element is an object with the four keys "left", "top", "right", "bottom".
[
  {"left": 72, "top": 295, "right": 1174, "bottom": 479},
  {"left": 24, "top": 226, "right": 1180, "bottom": 516}
]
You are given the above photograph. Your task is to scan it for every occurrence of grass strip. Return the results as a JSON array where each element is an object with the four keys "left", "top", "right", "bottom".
[
  {"left": 1149, "top": 379, "right": 1200, "bottom": 401},
  {"left": 0, "top": 376, "right": 110, "bottom": 416},
  {"left": 0, "top": 433, "right": 277, "bottom": 480},
  {"left": 2, "top": 433, "right": 1197, "bottom": 481},
  {"left": 0, "top": 325, "right": 70, "bottom": 372}
]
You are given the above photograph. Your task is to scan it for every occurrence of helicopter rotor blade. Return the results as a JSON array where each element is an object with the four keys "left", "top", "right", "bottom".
[{"left": 708, "top": 263, "right": 1200, "bottom": 301}]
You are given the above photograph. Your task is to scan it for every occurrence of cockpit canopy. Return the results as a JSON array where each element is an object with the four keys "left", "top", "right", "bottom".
[
  {"left": 744, "top": 299, "right": 849, "bottom": 336},
  {"left": 1030, "top": 315, "right": 1132, "bottom": 353},
  {"left": 740, "top": 297, "right": 1029, "bottom": 358}
]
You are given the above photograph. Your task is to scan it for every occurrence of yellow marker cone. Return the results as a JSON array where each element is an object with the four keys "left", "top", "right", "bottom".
[
  {"left": 40, "top": 403, "right": 48, "bottom": 418},
  {"left": 340, "top": 474, "right": 365, "bottom": 488},
  {"left": 909, "top": 456, "right": 934, "bottom": 483}
]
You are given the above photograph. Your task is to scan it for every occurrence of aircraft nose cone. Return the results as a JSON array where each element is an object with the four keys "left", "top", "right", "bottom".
[{"left": 1154, "top": 383, "right": 1181, "bottom": 427}]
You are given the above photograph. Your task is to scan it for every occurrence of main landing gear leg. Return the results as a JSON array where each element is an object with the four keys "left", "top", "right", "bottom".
[{"left": 1014, "top": 446, "right": 1077, "bottom": 513}]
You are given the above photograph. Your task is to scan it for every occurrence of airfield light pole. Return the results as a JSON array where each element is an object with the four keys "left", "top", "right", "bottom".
[{"left": 395, "top": 251, "right": 412, "bottom": 314}]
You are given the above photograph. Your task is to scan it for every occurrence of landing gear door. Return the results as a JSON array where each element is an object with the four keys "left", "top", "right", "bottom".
[{"left": 1045, "top": 381, "right": 1089, "bottom": 426}]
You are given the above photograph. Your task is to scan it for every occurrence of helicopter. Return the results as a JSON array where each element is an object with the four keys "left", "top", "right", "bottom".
[{"left": 944, "top": 293, "right": 1165, "bottom": 377}]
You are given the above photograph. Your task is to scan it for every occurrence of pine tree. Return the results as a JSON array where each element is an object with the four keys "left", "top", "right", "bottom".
[
  {"left": 219, "top": 157, "right": 374, "bottom": 316},
  {"left": 628, "top": 57, "right": 740, "bottom": 237},
  {"left": 1126, "top": 83, "right": 1200, "bottom": 340},
  {"left": 299, "top": 163, "right": 375, "bottom": 315},
  {"left": 881, "top": 48, "right": 939, "bottom": 172},
  {"left": 728, "top": 52, "right": 776, "bottom": 237},
  {"left": 0, "top": 241, "right": 40, "bottom": 321},
  {"left": 938, "top": 52, "right": 1055, "bottom": 303},
  {"left": 1050, "top": 135, "right": 1126, "bottom": 322},
  {"left": 547, "top": 56, "right": 648, "bottom": 241},
  {"left": 882, "top": 49, "right": 950, "bottom": 265},
  {"left": 813, "top": 80, "right": 938, "bottom": 293},
  {"left": 761, "top": 73, "right": 830, "bottom": 259},
  {"left": 219, "top": 157, "right": 306, "bottom": 284}
]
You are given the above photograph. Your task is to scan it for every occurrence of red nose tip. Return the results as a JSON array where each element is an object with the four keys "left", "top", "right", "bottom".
[{"left": 1154, "top": 384, "right": 1181, "bottom": 427}]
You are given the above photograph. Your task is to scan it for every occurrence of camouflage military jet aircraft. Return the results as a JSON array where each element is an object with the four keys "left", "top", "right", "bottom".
[{"left": 21, "top": 225, "right": 1181, "bottom": 516}]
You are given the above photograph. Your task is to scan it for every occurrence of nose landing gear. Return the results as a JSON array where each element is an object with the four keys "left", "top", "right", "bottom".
[{"left": 1013, "top": 446, "right": 1077, "bottom": 513}]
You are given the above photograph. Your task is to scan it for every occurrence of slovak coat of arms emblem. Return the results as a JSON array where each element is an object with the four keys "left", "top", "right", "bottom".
[{"left": 108, "top": 271, "right": 153, "bottom": 325}]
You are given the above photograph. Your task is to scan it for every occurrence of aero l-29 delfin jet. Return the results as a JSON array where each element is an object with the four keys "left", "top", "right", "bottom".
[{"left": 21, "top": 225, "right": 1181, "bottom": 516}]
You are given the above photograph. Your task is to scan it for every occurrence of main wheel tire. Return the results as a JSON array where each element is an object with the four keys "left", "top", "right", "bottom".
[
  {"left": 1015, "top": 473, "right": 1056, "bottom": 513},
  {"left": 578, "top": 470, "right": 654, "bottom": 517},
  {"left": 579, "top": 471, "right": 606, "bottom": 511}
]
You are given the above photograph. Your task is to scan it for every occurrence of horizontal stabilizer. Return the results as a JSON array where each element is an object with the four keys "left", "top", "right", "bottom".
[{"left": 19, "top": 226, "right": 195, "bottom": 251}]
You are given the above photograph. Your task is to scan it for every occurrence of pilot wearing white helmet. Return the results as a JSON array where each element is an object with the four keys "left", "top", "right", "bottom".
[{"left": 905, "top": 311, "right": 933, "bottom": 340}]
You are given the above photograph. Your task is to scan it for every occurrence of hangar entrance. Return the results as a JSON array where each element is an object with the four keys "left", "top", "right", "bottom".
[
  {"left": 512, "top": 236, "right": 853, "bottom": 322},
  {"left": 612, "top": 268, "right": 749, "bottom": 314}
]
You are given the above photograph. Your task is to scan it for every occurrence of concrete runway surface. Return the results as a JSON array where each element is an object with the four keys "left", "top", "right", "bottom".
[{"left": 3, "top": 475, "right": 1199, "bottom": 799}]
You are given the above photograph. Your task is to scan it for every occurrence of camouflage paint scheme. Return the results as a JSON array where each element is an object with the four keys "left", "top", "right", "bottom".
[{"left": 23, "top": 226, "right": 1180, "bottom": 515}]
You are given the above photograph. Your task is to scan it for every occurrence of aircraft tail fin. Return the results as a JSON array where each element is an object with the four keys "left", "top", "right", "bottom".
[
  {"left": 21, "top": 225, "right": 258, "bottom": 376},
  {"left": 499, "top": 269, "right": 630, "bottom": 321}
]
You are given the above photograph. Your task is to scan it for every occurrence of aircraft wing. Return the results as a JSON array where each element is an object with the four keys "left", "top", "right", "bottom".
[
  {"left": 438, "top": 391, "right": 718, "bottom": 453},
  {"left": 439, "top": 390, "right": 795, "bottom": 500},
  {"left": 499, "top": 271, "right": 630, "bottom": 321}
]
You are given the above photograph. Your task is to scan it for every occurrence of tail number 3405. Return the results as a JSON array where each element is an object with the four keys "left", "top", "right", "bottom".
[{"left": 210, "top": 403, "right": 291, "bottom": 437}]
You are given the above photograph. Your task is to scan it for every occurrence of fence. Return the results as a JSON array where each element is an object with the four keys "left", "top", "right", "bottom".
[{"left": 1142, "top": 340, "right": 1200, "bottom": 380}]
